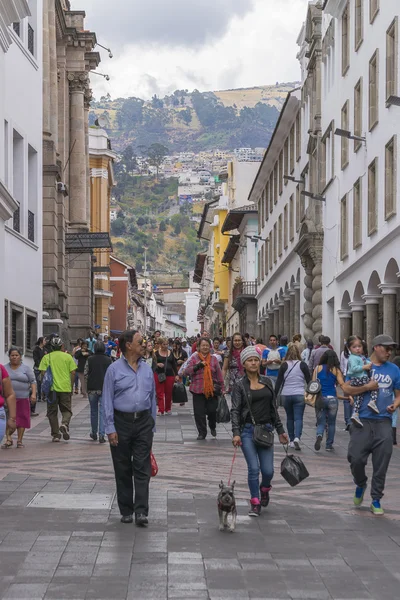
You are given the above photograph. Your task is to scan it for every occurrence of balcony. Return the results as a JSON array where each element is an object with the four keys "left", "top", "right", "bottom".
[{"left": 232, "top": 280, "right": 258, "bottom": 311}]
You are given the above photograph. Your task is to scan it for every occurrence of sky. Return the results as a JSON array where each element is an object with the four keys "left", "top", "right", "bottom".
[{"left": 71, "top": 0, "right": 310, "bottom": 100}]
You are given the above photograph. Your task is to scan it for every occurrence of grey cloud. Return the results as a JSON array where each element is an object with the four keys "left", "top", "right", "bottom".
[{"left": 79, "top": 0, "right": 255, "bottom": 48}]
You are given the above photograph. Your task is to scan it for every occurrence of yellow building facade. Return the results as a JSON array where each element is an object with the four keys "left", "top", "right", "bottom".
[{"left": 89, "top": 128, "right": 116, "bottom": 335}]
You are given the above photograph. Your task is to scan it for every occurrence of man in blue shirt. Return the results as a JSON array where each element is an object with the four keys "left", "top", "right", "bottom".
[
  {"left": 103, "top": 329, "right": 157, "bottom": 526},
  {"left": 103, "top": 335, "right": 117, "bottom": 358},
  {"left": 262, "top": 335, "right": 286, "bottom": 383},
  {"left": 344, "top": 335, "right": 400, "bottom": 516}
]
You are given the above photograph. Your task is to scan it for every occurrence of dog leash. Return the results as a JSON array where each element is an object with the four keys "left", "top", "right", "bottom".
[{"left": 228, "top": 446, "right": 238, "bottom": 486}]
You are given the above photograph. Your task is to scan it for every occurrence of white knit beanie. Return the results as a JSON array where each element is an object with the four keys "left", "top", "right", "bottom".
[{"left": 240, "top": 346, "right": 261, "bottom": 365}]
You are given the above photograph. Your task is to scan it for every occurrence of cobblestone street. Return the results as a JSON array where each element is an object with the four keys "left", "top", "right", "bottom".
[{"left": 1, "top": 396, "right": 400, "bottom": 599}]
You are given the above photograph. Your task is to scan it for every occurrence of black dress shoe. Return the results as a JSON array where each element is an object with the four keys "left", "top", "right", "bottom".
[
  {"left": 135, "top": 514, "right": 148, "bottom": 527},
  {"left": 120, "top": 515, "right": 133, "bottom": 524},
  {"left": 210, "top": 428, "right": 217, "bottom": 437},
  {"left": 197, "top": 434, "right": 206, "bottom": 440}
]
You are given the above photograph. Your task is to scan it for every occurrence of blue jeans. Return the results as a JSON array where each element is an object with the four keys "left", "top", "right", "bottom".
[
  {"left": 282, "top": 395, "right": 305, "bottom": 441},
  {"left": 240, "top": 423, "right": 274, "bottom": 499},
  {"left": 88, "top": 393, "right": 104, "bottom": 437},
  {"left": 0, "top": 407, "right": 6, "bottom": 443},
  {"left": 316, "top": 397, "right": 338, "bottom": 448},
  {"left": 343, "top": 399, "right": 352, "bottom": 425}
]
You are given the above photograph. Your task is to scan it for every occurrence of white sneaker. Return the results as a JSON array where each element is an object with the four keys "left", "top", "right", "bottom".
[
  {"left": 368, "top": 399, "right": 380, "bottom": 414},
  {"left": 293, "top": 438, "right": 301, "bottom": 451},
  {"left": 289, "top": 441, "right": 295, "bottom": 448}
]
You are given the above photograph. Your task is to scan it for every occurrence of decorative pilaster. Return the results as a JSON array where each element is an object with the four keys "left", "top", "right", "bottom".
[
  {"left": 295, "top": 229, "right": 323, "bottom": 343},
  {"left": 267, "top": 310, "right": 275, "bottom": 341},
  {"left": 278, "top": 300, "right": 285, "bottom": 337},
  {"left": 362, "top": 294, "right": 380, "bottom": 353},
  {"left": 349, "top": 301, "right": 365, "bottom": 339},
  {"left": 294, "top": 283, "right": 301, "bottom": 337},
  {"left": 378, "top": 284, "right": 399, "bottom": 341},
  {"left": 68, "top": 72, "right": 89, "bottom": 227},
  {"left": 289, "top": 290, "right": 295, "bottom": 340},
  {"left": 273, "top": 306, "right": 280, "bottom": 337},
  {"left": 337, "top": 310, "right": 352, "bottom": 348},
  {"left": 283, "top": 295, "right": 291, "bottom": 338}
]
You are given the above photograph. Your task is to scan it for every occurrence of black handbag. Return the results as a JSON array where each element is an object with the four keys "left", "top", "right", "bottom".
[
  {"left": 243, "top": 384, "right": 274, "bottom": 448},
  {"left": 157, "top": 354, "right": 168, "bottom": 383},
  {"left": 172, "top": 382, "right": 188, "bottom": 404},
  {"left": 281, "top": 446, "right": 309, "bottom": 487}
]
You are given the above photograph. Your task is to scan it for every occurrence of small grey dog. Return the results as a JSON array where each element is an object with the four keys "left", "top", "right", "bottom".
[{"left": 218, "top": 480, "right": 237, "bottom": 532}]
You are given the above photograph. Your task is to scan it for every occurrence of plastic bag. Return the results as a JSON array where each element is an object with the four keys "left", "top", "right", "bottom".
[
  {"left": 216, "top": 394, "right": 230, "bottom": 424},
  {"left": 172, "top": 382, "right": 188, "bottom": 404},
  {"left": 280, "top": 451, "right": 309, "bottom": 487},
  {"left": 151, "top": 452, "right": 158, "bottom": 477}
]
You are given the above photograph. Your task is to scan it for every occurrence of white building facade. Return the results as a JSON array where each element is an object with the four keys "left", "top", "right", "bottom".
[
  {"left": 0, "top": 0, "right": 43, "bottom": 364},
  {"left": 321, "top": 0, "right": 400, "bottom": 351}
]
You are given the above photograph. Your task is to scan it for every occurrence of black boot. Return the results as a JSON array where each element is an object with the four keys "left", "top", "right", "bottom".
[{"left": 393, "top": 427, "right": 397, "bottom": 445}]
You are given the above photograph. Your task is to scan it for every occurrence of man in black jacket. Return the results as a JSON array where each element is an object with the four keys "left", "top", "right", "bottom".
[{"left": 85, "top": 341, "right": 112, "bottom": 443}]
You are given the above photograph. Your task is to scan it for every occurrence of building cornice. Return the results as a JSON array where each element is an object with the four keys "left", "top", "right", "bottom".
[
  {"left": 323, "top": 0, "right": 348, "bottom": 18},
  {"left": 0, "top": 180, "right": 18, "bottom": 221},
  {"left": 0, "top": 0, "right": 30, "bottom": 52}
]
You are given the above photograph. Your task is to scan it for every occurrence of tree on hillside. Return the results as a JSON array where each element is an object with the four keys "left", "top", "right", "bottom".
[
  {"left": 147, "top": 143, "right": 169, "bottom": 180},
  {"left": 174, "top": 223, "right": 181, "bottom": 235},
  {"left": 111, "top": 218, "right": 126, "bottom": 237},
  {"left": 151, "top": 95, "right": 164, "bottom": 109},
  {"left": 122, "top": 145, "right": 137, "bottom": 176},
  {"left": 176, "top": 107, "right": 192, "bottom": 126},
  {"left": 159, "top": 220, "right": 167, "bottom": 232},
  {"left": 117, "top": 97, "right": 144, "bottom": 130}
]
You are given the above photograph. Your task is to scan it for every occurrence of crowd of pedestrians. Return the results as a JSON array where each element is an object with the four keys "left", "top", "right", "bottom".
[{"left": 0, "top": 326, "right": 399, "bottom": 524}]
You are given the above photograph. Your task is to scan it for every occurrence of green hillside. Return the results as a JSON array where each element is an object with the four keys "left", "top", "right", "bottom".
[{"left": 90, "top": 82, "right": 299, "bottom": 153}]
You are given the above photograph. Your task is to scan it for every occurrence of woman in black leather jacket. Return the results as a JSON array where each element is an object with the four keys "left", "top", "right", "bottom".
[{"left": 231, "top": 346, "right": 288, "bottom": 517}]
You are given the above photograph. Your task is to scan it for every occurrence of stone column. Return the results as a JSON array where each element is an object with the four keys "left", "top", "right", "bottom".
[
  {"left": 68, "top": 72, "right": 89, "bottom": 227},
  {"left": 278, "top": 301, "right": 285, "bottom": 337},
  {"left": 362, "top": 294, "right": 380, "bottom": 353},
  {"left": 267, "top": 310, "right": 275, "bottom": 340},
  {"left": 294, "top": 283, "right": 301, "bottom": 336},
  {"left": 283, "top": 295, "right": 291, "bottom": 338},
  {"left": 379, "top": 284, "right": 399, "bottom": 340},
  {"left": 273, "top": 306, "right": 280, "bottom": 337},
  {"left": 300, "top": 256, "right": 314, "bottom": 341},
  {"left": 337, "top": 310, "right": 352, "bottom": 348},
  {"left": 349, "top": 301, "right": 365, "bottom": 338},
  {"left": 289, "top": 290, "right": 295, "bottom": 340}
]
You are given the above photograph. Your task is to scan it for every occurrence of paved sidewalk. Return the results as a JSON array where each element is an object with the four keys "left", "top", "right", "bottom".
[{"left": 1, "top": 395, "right": 400, "bottom": 599}]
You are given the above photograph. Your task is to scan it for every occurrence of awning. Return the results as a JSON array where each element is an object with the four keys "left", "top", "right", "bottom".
[
  {"left": 66, "top": 232, "right": 113, "bottom": 253},
  {"left": 221, "top": 235, "right": 240, "bottom": 264},
  {"left": 197, "top": 198, "right": 218, "bottom": 240},
  {"left": 221, "top": 204, "right": 257, "bottom": 233},
  {"left": 193, "top": 253, "right": 207, "bottom": 283}
]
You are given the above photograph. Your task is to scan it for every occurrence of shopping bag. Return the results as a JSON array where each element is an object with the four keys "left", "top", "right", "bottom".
[
  {"left": 41, "top": 365, "right": 53, "bottom": 396},
  {"left": 150, "top": 452, "right": 158, "bottom": 477},
  {"left": 216, "top": 394, "right": 230, "bottom": 424},
  {"left": 280, "top": 449, "right": 309, "bottom": 487},
  {"left": 172, "top": 382, "right": 188, "bottom": 404}
]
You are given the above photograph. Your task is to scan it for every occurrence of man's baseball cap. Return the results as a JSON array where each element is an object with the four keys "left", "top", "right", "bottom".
[{"left": 372, "top": 334, "right": 398, "bottom": 348}]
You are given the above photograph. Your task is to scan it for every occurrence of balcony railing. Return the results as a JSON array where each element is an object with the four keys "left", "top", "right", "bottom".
[{"left": 232, "top": 280, "right": 258, "bottom": 311}]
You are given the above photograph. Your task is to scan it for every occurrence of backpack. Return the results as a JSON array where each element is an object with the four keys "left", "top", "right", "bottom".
[{"left": 41, "top": 355, "right": 53, "bottom": 396}]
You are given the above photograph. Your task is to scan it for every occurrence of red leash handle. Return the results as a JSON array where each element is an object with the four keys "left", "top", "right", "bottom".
[{"left": 228, "top": 446, "right": 238, "bottom": 486}]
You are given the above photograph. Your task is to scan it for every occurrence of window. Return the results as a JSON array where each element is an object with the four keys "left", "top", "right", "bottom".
[
  {"left": 342, "top": 3, "right": 350, "bottom": 75},
  {"left": 269, "top": 177, "right": 273, "bottom": 213},
  {"left": 4, "top": 300, "right": 8, "bottom": 353},
  {"left": 353, "top": 178, "right": 362, "bottom": 249},
  {"left": 264, "top": 240, "right": 268, "bottom": 277},
  {"left": 340, "top": 194, "right": 348, "bottom": 260},
  {"left": 265, "top": 182, "right": 269, "bottom": 222},
  {"left": 279, "top": 152, "right": 283, "bottom": 195},
  {"left": 260, "top": 191, "right": 265, "bottom": 227},
  {"left": 386, "top": 19, "right": 398, "bottom": 100},
  {"left": 25, "top": 311, "right": 37, "bottom": 353},
  {"left": 368, "top": 158, "right": 378, "bottom": 235},
  {"left": 370, "top": 0, "right": 379, "bottom": 23},
  {"left": 385, "top": 136, "right": 397, "bottom": 220},
  {"left": 261, "top": 250, "right": 265, "bottom": 281},
  {"left": 278, "top": 214, "right": 282, "bottom": 257},
  {"left": 369, "top": 50, "right": 379, "bottom": 130},
  {"left": 284, "top": 139, "right": 289, "bottom": 183},
  {"left": 289, "top": 194, "right": 294, "bottom": 241},
  {"left": 341, "top": 101, "right": 349, "bottom": 169},
  {"left": 290, "top": 126, "right": 295, "bottom": 173},
  {"left": 296, "top": 112, "right": 301, "bottom": 161},
  {"left": 284, "top": 204, "right": 288, "bottom": 249},
  {"left": 13, "top": 207, "right": 20, "bottom": 233},
  {"left": 12, "top": 22, "right": 20, "bottom": 36},
  {"left": 268, "top": 235, "right": 272, "bottom": 270},
  {"left": 355, "top": 0, "right": 363, "bottom": 50},
  {"left": 354, "top": 79, "right": 363, "bottom": 152},
  {"left": 295, "top": 185, "right": 300, "bottom": 232},
  {"left": 11, "top": 304, "right": 23, "bottom": 348},
  {"left": 4, "top": 120, "right": 9, "bottom": 187},
  {"left": 28, "top": 24, "right": 34, "bottom": 55},
  {"left": 321, "top": 122, "right": 335, "bottom": 190},
  {"left": 28, "top": 144, "right": 38, "bottom": 243},
  {"left": 273, "top": 165, "right": 278, "bottom": 204},
  {"left": 273, "top": 223, "right": 277, "bottom": 263}
]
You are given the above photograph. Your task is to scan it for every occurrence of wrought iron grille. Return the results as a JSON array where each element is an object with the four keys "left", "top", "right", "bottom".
[
  {"left": 28, "top": 24, "right": 34, "bottom": 55},
  {"left": 28, "top": 210, "right": 35, "bottom": 242},
  {"left": 13, "top": 207, "right": 20, "bottom": 233},
  {"left": 13, "top": 22, "right": 20, "bottom": 36}
]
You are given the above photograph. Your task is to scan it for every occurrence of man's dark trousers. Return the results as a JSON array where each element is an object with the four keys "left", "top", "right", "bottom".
[
  {"left": 111, "top": 409, "right": 154, "bottom": 517},
  {"left": 347, "top": 418, "right": 393, "bottom": 500}
]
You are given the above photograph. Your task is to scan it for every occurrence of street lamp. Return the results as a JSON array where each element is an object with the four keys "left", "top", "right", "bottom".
[
  {"left": 283, "top": 175, "right": 303, "bottom": 184},
  {"left": 92, "top": 71, "right": 110, "bottom": 81},
  {"left": 96, "top": 42, "right": 113, "bottom": 59},
  {"left": 334, "top": 128, "right": 366, "bottom": 143},
  {"left": 300, "top": 190, "right": 326, "bottom": 202},
  {"left": 386, "top": 95, "right": 400, "bottom": 107}
]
